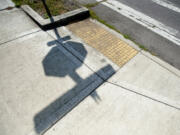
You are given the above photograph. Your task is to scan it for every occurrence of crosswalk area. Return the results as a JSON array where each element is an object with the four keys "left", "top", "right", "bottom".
[
  {"left": 152, "top": 0, "right": 180, "bottom": 13},
  {"left": 98, "top": 0, "right": 180, "bottom": 45}
]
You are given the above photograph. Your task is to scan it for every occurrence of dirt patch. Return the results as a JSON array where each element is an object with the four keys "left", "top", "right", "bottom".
[{"left": 12, "top": 0, "right": 80, "bottom": 18}]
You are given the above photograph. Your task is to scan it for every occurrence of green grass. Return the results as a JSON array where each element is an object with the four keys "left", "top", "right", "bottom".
[
  {"left": 123, "top": 35, "right": 150, "bottom": 52},
  {"left": 123, "top": 34, "right": 149, "bottom": 51},
  {"left": 138, "top": 45, "right": 149, "bottom": 51},
  {"left": 12, "top": 0, "right": 79, "bottom": 18},
  {"left": 84, "top": 0, "right": 107, "bottom": 8},
  {"left": 89, "top": 9, "right": 121, "bottom": 33},
  {"left": 123, "top": 34, "right": 131, "bottom": 39},
  {"left": 85, "top": 2, "right": 100, "bottom": 8}
]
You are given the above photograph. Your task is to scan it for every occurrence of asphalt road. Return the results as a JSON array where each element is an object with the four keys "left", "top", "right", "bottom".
[{"left": 117, "top": 0, "right": 180, "bottom": 39}]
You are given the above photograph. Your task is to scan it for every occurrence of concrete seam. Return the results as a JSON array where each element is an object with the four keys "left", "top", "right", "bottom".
[
  {"left": 45, "top": 30, "right": 111, "bottom": 81},
  {"left": 39, "top": 80, "right": 98, "bottom": 135},
  {"left": 106, "top": 81, "right": 180, "bottom": 111},
  {"left": 141, "top": 50, "right": 180, "bottom": 78},
  {"left": 0, "top": 29, "right": 41, "bottom": 46}
]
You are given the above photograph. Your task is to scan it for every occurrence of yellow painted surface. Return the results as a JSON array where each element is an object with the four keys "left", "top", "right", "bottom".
[{"left": 67, "top": 19, "right": 138, "bottom": 67}]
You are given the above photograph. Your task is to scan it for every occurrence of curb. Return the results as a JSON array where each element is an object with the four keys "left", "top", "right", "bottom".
[
  {"left": 21, "top": 5, "right": 89, "bottom": 30},
  {"left": 91, "top": 4, "right": 180, "bottom": 70}
]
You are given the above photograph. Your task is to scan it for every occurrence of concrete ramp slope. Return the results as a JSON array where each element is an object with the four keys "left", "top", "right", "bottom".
[
  {"left": 44, "top": 19, "right": 180, "bottom": 135},
  {"left": 62, "top": 19, "right": 180, "bottom": 109},
  {"left": 109, "top": 52, "right": 180, "bottom": 110}
]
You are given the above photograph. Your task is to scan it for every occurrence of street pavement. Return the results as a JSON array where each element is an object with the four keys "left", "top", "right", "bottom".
[
  {"left": 116, "top": 0, "right": 180, "bottom": 39},
  {"left": 0, "top": 6, "right": 180, "bottom": 135}
]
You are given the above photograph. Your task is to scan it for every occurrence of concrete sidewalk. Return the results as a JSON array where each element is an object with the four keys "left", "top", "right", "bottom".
[
  {"left": 44, "top": 19, "right": 180, "bottom": 134},
  {"left": 0, "top": 8, "right": 115, "bottom": 135},
  {"left": 0, "top": 7, "right": 180, "bottom": 135},
  {"left": 0, "top": 0, "right": 14, "bottom": 10},
  {"left": 65, "top": 19, "right": 180, "bottom": 109},
  {"left": 44, "top": 82, "right": 180, "bottom": 135},
  {"left": 0, "top": 8, "right": 40, "bottom": 45}
]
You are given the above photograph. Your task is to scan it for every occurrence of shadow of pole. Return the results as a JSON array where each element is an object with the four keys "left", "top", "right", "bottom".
[
  {"left": 41, "top": 0, "right": 61, "bottom": 39},
  {"left": 33, "top": 1, "right": 115, "bottom": 134}
]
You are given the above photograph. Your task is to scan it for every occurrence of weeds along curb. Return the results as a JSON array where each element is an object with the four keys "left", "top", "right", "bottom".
[{"left": 21, "top": 5, "right": 89, "bottom": 30}]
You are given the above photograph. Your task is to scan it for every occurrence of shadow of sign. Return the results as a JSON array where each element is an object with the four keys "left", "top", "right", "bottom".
[
  {"left": 33, "top": 34, "right": 114, "bottom": 134},
  {"left": 33, "top": 0, "right": 115, "bottom": 134}
]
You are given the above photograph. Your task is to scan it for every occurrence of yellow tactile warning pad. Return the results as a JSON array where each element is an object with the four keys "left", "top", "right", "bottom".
[{"left": 67, "top": 19, "right": 138, "bottom": 67}]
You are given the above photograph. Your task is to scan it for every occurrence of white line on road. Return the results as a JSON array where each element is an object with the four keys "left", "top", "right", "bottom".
[
  {"left": 152, "top": 0, "right": 180, "bottom": 13},
  {"left": 98, "top": 0, "right": 180, "bottom": 46}
]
